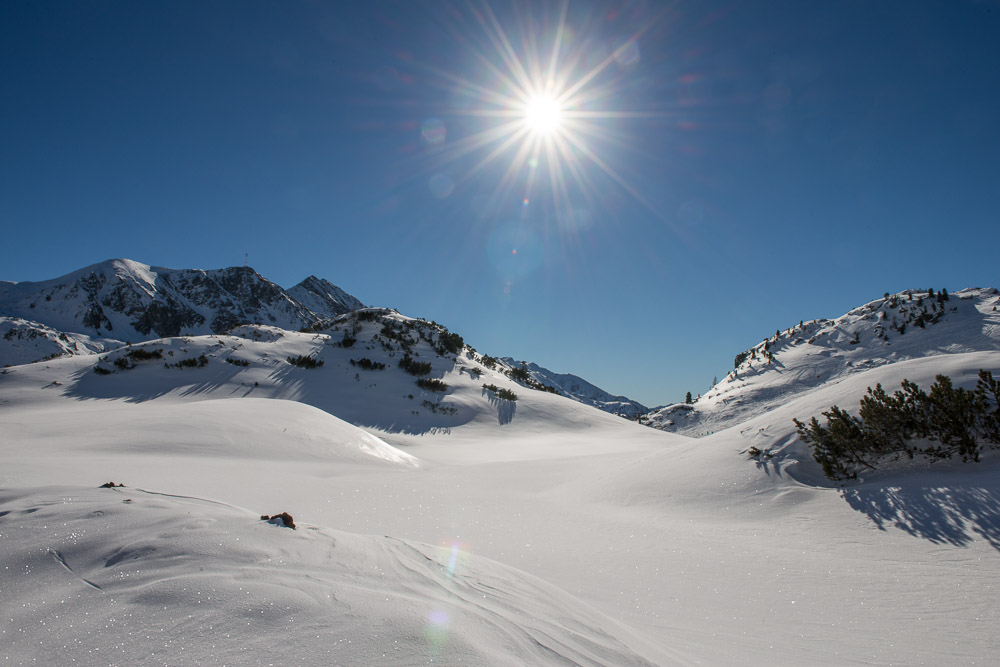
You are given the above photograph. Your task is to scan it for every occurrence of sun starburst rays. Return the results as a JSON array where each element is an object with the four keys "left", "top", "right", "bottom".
[{"left": 402, "top": 2, "right": 673, "bottom": 230}]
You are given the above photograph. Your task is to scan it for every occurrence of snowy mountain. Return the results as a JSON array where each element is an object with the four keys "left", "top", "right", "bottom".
[
  {"left": 645, "top": 287, "right": 1000, "bottom": 436},
  {"left": 0, "top": 259, "right": 364, "bottom": 364},
  {"left": 500, "top": 357, "right": 648, "bottom": 417},
  {"left": 0, "top": 261, "right": 647, "bottom": 419},
  {"left": 287, "top": 275, "right": 366, "bottom": 317},
  {"left": 34, "top": 307, "right": 652, "bottom": 443}
]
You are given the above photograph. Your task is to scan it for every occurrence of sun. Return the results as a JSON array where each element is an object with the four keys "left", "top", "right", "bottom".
[
  {"left": 523, "top": 94, "right": 563, "bottom": 135},
  {"left": 407, "top": 3, "right": 669, "bottom": 222}
]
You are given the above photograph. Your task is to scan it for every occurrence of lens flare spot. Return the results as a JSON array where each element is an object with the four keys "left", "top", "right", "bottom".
[
  {"left": 421, "top": 117, "right": 446, "bottom": 144},
  {"left": 487, "top": 223, "right": 543, "bottom": 279},
  {"left": 428, "top": 173, "right": 454, "bottom": 199},
  {"left": 424, "top": 609, "right": 450, "bottom": 651},
  {"left": 613, "top": 39, "right": 641, "bottom": 68}
]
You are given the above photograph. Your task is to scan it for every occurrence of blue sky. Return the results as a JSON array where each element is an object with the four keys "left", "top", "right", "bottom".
[{"left": 2, "top": 0, "right": 999, "bottom": 407}]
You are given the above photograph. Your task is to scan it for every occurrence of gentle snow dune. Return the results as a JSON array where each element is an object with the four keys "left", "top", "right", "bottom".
[
  {"left": 0, "top": 486, "right": 671, "bottom": 666},
  {"left": 2, "top": 397, "right": 417, "bottom": 468}
]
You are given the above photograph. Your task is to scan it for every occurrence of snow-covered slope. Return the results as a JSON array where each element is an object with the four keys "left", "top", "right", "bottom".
[
  {"left": 646, "top": 287, "right": 1000, "bottom": 436},
  {"left": 500, "top": 357, "right": 649, "bottom": 417},
  {"left": 0, "top": 316, "right": 121, "bottom": 367},
  {"left": 1, "top": 481, "right": 665, "bottom": 666},
  {"left": 0, "top": 308, "right": 667, "bottom": 461},
  {"left": 0, "top": 259, "right": 364, "bottom": 357},
  {"left": 4, "top": 297, "right": 1000, "bottom": 663}
]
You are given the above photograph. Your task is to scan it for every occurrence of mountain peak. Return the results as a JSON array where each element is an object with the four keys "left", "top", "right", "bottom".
[{"left": 0, "top": 259, "right": 366, "bottom": 356}]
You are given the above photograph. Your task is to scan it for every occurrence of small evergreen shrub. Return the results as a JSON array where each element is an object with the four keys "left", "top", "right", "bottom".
[
  {"left": 225, "top": 357, "right": 250, "bottom": 367},
  {"left": 127, "top": 348, "right": 162, "bottom": 361},
  {"left": 93, "top": 365, "right": 111, "bottom": 375},
  {"left": 416, "top": 378, "right": 448, "bottom": 392},
  {"left": 483, "top": 383, "right": 517, "bottom": 401},
  {"left": 795, "top": 370, "right": 1000, "bottom": 480},
  {"left": 436, "top": 331, "right": 464, "bottom": 355},
  {"left": 169, "top": 354, "right": 210, "bottom": 369},
  {"left": 399, "top": 355, "right": 431, "bottom": 376},
  {"left": 287, "top": 355, "right": 324, "bottom": 368},
  {"left": 747, "top": 446, "right": 772, "bottom": 460},
  {"left": 350, "top": 357, "right": 386, "bottom": 371},
  {"left": 507, "top": 366, "right": 531, "bottom": 382},
  {"left": 422, "top": 400, "right": 458, "bottom": 415}
]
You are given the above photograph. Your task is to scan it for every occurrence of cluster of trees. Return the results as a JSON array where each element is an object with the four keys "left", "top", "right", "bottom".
[
  {"left": 224, "top": 357, "right": 250, "bottom": 367},
  {"left": 350, "top": 357, "right": 385, "bottom": 371},
  {"left": 398, "top": 354, "right": 432, "bottom": 376},
  {"left": 504, "top": 363, "right": 559, "bottom": 394},
  {"left": 421, "top": 399, "right": 457, "bottom": 415},
  {"left": 416, "top": 378, "right": 448, "bottom": 392},
  {"left": 876, "top": 288, "right": 951, "bottom": 340},
  {"left": 795, "top": 370, "right": 1000, "bottom": 480},
  {"left": 167, "top": 354, "right": 210, "bottom": 369},
  {"left": 126, "top": 347, "right": 163, "bottom": 361},
  {"left": 287, "top": 354, "right": 324, "bottom": 369},
  {"left": 108, "top": 347, "right": 165, "bottom": 370},
  {"left": 435, "top": 331, "right": 464, "bottom": 356},
  {"left": 482, "top": 383, "right": 518, "bottom": 402}
]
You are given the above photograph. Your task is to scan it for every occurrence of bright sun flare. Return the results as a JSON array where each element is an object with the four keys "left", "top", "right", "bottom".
[
  {"left": 416, "top": 3, "right": 666, "bottom": 222},
  {"left": 523, "top": 94, "right": 563, "bottom": 135}
]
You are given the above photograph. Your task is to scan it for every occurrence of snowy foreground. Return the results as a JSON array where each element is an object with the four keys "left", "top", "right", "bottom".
[{"left": 2, "top": 318, "right": 1000, "bottom": 665}]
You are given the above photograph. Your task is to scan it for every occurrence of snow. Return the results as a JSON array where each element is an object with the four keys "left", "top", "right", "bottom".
[
  {"left": 3, "top": 291, "right": 1000, "bottom": 664},
  {"left": 647, "top": 287, "right": 1000, "bottom": 437}
]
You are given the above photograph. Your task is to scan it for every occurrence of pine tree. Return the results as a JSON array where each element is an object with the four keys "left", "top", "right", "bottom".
[{"left": 685, "top": 391, "right": 693, "bottom": 404}]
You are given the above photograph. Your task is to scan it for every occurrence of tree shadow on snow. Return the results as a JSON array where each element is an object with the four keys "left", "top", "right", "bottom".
[
  {"left": 62, "top": 360, "right": 257, "bottom": 403},
  {"left": 482, "top": 389, "right": 516, "bottom": 425},
  {"left": 841, "top": 484, "right": 1000, "bottom": 551}
]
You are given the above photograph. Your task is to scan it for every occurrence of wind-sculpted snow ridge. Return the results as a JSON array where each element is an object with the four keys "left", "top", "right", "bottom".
[
  {"left": 0, "top": 259, "right": 365, "bottom": 361},
  {"left": 0, "top": 486, "right": 670, "bottom": 666},
  {"left": 646, "top": 287, "right": 1000, "bottom": 436}
]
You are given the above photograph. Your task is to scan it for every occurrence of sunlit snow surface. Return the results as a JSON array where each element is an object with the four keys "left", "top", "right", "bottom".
[{"left": 2, "top": 302, "right": 1000, "bottom": 664}]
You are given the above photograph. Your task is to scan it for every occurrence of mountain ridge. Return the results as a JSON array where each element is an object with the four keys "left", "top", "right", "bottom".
[
  {"left": 0, "top": 259, "right": 650, "bottom": 421},
  {"left": 645, "top": 286, "right": 1000, "bottom": 436},
  {"left": 0, "top": 258, "right": 365, "bottom": 348}
]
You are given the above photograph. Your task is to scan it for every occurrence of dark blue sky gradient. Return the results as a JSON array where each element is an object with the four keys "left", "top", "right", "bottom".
[{"left": 2, "top": 1, "right": 999, "bottom": 406}]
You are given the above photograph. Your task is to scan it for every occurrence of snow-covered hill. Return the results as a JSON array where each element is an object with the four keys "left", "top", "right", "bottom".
[
  {"left": 0, "top": 259, "right": 365, "bottom": 360},
  {"left": 0, "top": 316, "right": 121, "bottom": 366},
  {"left": 4, "top": 289, "right": 1000, "bottom": 664},
  {"left": 646, "top": 287, "right": 1000, "bottom": 436},
  {"left": 500, "top": 357, "right": 649, "bottom": 417}
]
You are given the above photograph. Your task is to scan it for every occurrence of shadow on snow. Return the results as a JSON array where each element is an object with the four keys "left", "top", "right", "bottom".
[{"left": 841, "top": 484, "right": 1000, "bottom": 551}]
